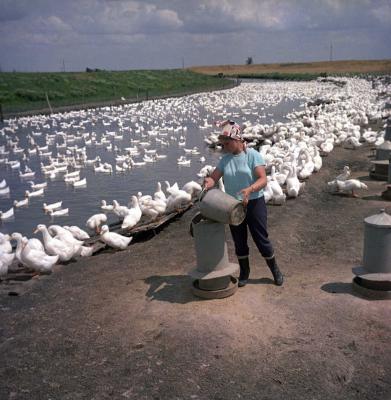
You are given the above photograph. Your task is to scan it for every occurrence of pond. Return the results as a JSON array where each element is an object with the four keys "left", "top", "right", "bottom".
[{"left": 0, "top": 80, "right": 330, "bottom": 238}]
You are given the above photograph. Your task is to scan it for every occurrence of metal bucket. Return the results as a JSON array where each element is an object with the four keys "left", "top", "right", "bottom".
[{"left": 199, "top": 189, "right": 246, "bottom": 226}]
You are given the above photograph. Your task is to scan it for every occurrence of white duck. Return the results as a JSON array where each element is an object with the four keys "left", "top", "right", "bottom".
[
  {"left": 286, "top": 165, "right": 305, "bottom": 198},
  {"left": 43, "top": 201, "right": 62, "bottom": 213},
  {"left": 0, "top": 207, "right": 14, "bottom": 220},
  {"left": 19, "top": 237, "right": 58, "bottom": 273},
  {"left": 182, "top": 181, "right": 203, "bottom": 197},
  {"left": 113, "top": 200, "right": 131, "bottom": 219},
  {"left": 153, "top": 182, "right": 167, "bottom": 203},
  {"left": 267, "top": 176, "right": 286, "bottom": 205},
  {"left": 0, "top": 250, "right": 15, "bottom": 277},
  {"left": 28, "top": 181, "right": 47, "bottom": 190},
  {"left": 86, "top": 213, "right": 108, "bottom": 233},
  {"left": 121, "top": 196, "right": 142, "bottom": 229},
  {"left": 0, "top": 232, "right": 12, "bottom": 253},
  {"left": 0, "top": 186, "right": 10, "bottom": 196},
  {"left": 263, "top": 182, "right": 273, "bottom": 204},
  {"left": 343, "top": 136, "right": 362, "bottom": 149},
  {"left": 14, "top": 198, "right": 29, "bottom": 208},
  {"left": 311, "top": 146, "right": 323, "bottom": 172},
  {"left": 164, "top": 181, "right": 179, "bottom": 194},
  {"left": 137, "top": 192, "right": 152, "bottom": 206},
  {"left": 270, "top": 165, "right": 289, "bottom": 186},
  {"left": 63, "top": 225, "right": 90, "bottom": 240},
  {"left": 335, "top": 165, "right": 351, "bottom": 181},
  {"left": 335, "top": 179, "right": 368, "bottom": 197},
  {"left": 11, "top": 232, "right": 44, "bottom": 252},
  {"left": 297, "top": 149, "right": 315, "bottom": 180},
  {"left": 100, "top": 225, "right": 133, "bottom": 250},
  {"left": 165, "top": 186, "right": 192, "bottom": 212},
  {"left": 11, "top": 232, "right": 45, "bottom": 265},
  {"left": 25, "top": 188, "right": 44, "bottom": 198},
  {"left": 34, "top": 224, "right": 81, "bottom": 262},
  {"left": 320, "top": 139, "right": 334, "bottom": 155},
  {"left": 101, "top": 200, "right": 114, "bottom": 211},
  {"left": 298, "top": 158, "right": 313, "bottom": 180},
  {"left": 48, "top": 208, "right": 69, "bottom": 217},
  {"left": 72, "top": 177, "right": 87, "bottom": 187},
  {"left": 140, "top": 198, "right": 166, "bottom": 221},
  {"left": 48, "top": 225, "right": 84, "bottom": 246},
  {"left": 197, "top": 165, "right": 214, "bottom": 178}
]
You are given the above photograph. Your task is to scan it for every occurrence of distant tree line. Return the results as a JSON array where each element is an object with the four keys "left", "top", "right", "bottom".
[{"left": 86, "top": 67, "right": 104, "bottom": 73}]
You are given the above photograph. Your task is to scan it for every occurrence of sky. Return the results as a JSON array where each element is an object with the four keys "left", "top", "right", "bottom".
[{"left": 1, "top": 0, "right": 390, "bottom": 72}]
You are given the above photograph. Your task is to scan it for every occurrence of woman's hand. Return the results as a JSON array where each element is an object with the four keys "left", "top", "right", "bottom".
[
  {"left": 203, "top": 177, "right": 215, "bottom": 190},
  {"left": 239, "top": 186, "right": 253, "bottom": 206}
]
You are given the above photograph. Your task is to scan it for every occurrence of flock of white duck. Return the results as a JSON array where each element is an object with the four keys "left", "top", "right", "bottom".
[
  {"left": 0, "top": 177, "right": 203, "bottom": 277},
  {"left": 0, "top": 76, "right": 390, "bottom": 278},
  {"left": 203, "top": 77, "right": 389, "bottom": 204}
]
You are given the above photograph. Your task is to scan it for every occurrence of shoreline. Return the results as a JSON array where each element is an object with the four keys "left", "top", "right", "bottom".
[
  {"left": 1, "top": 80, "right": 240, "bottom": 120},
  {"left": 0, "top": 71, "right": 239, "bottom": 120}
]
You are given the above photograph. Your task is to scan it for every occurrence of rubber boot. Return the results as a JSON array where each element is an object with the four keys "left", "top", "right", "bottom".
[
  {"left": 238, "top": 257, "right": 250, "bottom": 287},
  {"left": 265, "top": 256, "right": 283, "bottom": 286}
]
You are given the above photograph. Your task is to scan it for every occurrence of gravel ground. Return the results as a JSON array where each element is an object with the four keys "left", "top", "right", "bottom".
[{"left": 0, "top": 143, "right": 390, "bottom": 400}]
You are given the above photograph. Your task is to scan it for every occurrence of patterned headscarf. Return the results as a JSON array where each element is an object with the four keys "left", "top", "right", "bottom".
[{"left": 215, "top": 120, "right": 243, "bottom": 141}]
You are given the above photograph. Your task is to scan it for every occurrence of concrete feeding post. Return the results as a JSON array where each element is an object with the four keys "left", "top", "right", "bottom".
[
  {"left": 370, "top": 117, "right": 391, "bottom": 180},
  {"left": 352, "top": 209, "right": 391, "bottom": 299},
  {"left": 189, "top": 189, "right": 246, "bottom": 299}
]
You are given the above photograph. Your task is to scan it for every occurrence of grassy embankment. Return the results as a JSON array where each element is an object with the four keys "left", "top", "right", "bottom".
[
  {"left": 190, "top": 59, "right": 391, "bottom": 80},
  {"left": 1, "top": 60, "right": 390, "bottom": 117},
  {"left": 0, "top": 69, "right": 234, "bottom": 116}
]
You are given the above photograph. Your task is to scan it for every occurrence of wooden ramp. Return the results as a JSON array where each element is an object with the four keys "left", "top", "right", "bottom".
[{"left": 84, "top": 203, "right": 194, "bottom": 254}]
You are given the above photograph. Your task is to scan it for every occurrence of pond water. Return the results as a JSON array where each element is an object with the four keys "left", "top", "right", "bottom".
[{"left": 0, "top": 80, "right": 324, "bottom": 238}]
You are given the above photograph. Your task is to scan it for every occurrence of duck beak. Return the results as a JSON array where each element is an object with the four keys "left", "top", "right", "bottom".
[{"left": 33, "top": 228, "right": 38, "bottom": 234}]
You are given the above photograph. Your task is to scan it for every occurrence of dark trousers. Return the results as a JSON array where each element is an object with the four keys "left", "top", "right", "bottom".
[{"left": 229, "top": 196, "right": 274, "bottom": 259}]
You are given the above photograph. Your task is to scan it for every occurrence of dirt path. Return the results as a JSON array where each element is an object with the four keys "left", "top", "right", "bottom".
[{"left": 0, "top": 143, "right": 390, "bottom": 400}]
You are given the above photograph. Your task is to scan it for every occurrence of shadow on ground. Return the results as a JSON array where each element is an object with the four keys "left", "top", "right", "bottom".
[
  {"left": 247, "top": 277, "right": 274, "bottom": 285},
  {"left": 321, "top": 281, "right": 374, "bottom": 300},
  {"left": 144, "top": 274, "right": 201, "bottom": 304},
  {"left": 361, "top": 194, "right": 387, "bottom": 201}
]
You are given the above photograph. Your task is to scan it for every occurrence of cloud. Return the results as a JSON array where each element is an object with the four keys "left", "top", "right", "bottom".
[
  {"left": 0, "top": 0, "right": 389, "bottom": 71},
  {"left": 70, "top": 1, "right": 183, "bottom": 35},
  {"left": 371, "top": 3, "right": 391, "bottom": 24}
]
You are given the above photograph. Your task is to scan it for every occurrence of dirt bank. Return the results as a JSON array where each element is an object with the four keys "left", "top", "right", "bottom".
[
  {"left": 0, "top": 143, "right": 390, "bottom": 400},
  {"left": 190, "top": 59, "right": 391, "bottom": 76}
]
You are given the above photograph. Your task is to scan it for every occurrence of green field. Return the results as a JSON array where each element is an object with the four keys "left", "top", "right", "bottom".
[{"left": 0, "top": 69, "right": 234, "bottom": 116}]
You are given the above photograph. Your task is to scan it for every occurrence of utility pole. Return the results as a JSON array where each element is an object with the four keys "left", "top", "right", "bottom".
[
  {"left": 329, "top": 42, "right": 333, "bottom": 62},
  {"left": 182, "top": 56, "right": 185, "bottom": 69},
  {"left": 62, "top": 59, "right": 66, "bottom": 72}
]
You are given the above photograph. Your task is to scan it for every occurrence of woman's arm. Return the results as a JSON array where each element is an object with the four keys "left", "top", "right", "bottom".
[
  {"left": 250, "top": 166, "right": 267, "bottom": 191},
  {"left": 203, "top": 168, "right": 223, "bottom": 190},
  {"left": 239, "top": 165, "right": 267, "bottom": 205}
]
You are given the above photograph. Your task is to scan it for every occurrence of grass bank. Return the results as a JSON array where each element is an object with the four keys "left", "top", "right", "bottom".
[
  {"left": 0, "top": 69, "right": 234, "bottom": 117},
  {"left": 190, "top": 59, "right": 391, "bottom": 79}
]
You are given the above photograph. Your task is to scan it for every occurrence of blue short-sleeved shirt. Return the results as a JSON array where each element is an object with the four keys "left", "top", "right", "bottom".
[{"left": 217, "top": 148, "right": 265, "bottom": 201}]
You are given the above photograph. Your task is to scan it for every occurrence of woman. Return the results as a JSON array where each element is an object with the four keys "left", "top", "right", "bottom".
[{"left": 204, "top": 120, "right": 283, "bottom": 287}]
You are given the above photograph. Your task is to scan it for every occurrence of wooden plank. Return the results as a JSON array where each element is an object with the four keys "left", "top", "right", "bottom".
[{"left": 84, "top": 203, "right": 194, "bottom": 254}]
